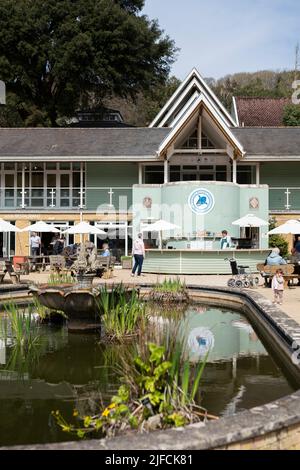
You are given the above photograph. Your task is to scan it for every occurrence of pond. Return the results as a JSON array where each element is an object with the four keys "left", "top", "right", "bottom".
[{"left": 0, "top": 303, "right": 297, "bottom": 446}]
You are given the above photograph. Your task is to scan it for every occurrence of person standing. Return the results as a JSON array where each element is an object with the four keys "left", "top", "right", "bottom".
[
  {"left": 220, "top": 230, "right": 231, "bottom": 250},
  {"left": 271, "top": 269, "right": 284, "bottom": 305},
  {"left": 30, "top": 232, "right": 41, "bottom": 258},
  {"left": 131, "top": 233, "right": 145, "bottom": 277}
]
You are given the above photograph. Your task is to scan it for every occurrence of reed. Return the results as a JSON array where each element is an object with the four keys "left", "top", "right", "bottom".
[
  {"left": 48, "top": 273, "right": 75, "bottom": 285},
  {"left": 3, "top": 301, "right": 40, "bottom": 350},
  {"left": 97, "top": 285, "right": 146, "bottom": 340}
]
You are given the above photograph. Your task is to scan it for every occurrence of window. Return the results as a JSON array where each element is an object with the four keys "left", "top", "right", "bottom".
[
  {"left": 182, "top": 129, "right": 197, "bottom": 149},
  {"left": 236, "top": 165, "right": 254, "bottom": 184},
  {"left": 216, "top": 165, "right": 227, "bottom": 181},
  {"left": 144, "top": 166, "right": 164, "bottom": 184},
  {"left": 201, "top": 132, "right": 215, "bottom": 149}
]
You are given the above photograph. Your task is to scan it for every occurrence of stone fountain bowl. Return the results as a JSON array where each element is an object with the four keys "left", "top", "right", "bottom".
[
  {"left": 29, "top": 284, "right": 139, "bottom": 332},
  {"left": 29, "top": 284, "right": 100, "bottom": 318}
]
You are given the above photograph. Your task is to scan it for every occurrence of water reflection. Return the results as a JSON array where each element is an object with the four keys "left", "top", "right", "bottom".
[{"left": 183, "top": 307, "right": 266, "bottom": 362}]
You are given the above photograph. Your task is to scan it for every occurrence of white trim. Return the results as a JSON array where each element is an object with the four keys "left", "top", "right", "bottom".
[
  {"left": 0, "top": 155, "right": 161, "bottom": 162},
  {"left": 244, "top": 156, "right": 300, "bottom": 162},
  {"left": 232, "top": 96, "right": 239, "bottom": 126},
  {"left": 157, "top": 95, "right": 245, "bottom": 159},
  {"left": 149, "top": 68, "right": 237, "bottom": 128},
  {"left": 158, "top": 87, "right": 199, "bottom": 128}
]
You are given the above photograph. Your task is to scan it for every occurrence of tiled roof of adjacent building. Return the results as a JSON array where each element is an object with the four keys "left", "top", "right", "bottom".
[
  {"left": 232, "top": 127, "right": 300, "bottom": 156},
  {"left": 0, "top": 127, "right": 170, "bottom": 158},
  {"left": 234, "top": 97, "right": 290, "bottom": 127}
]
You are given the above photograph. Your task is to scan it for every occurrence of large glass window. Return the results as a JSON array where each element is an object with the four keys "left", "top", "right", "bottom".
[
  {"left": 144, "top": 166, "right": 164, "bottom": 184},
  {"left": 0, "top": 162, "right": 86, "bottom": 208},
  {"left": 236, "top": 165, "right": 254, "bottom": 184}
]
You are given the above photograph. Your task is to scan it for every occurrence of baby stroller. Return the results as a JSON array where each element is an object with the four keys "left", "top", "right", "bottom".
[{"left": 225, "top": 257, "right": 259, "bottom": 288}]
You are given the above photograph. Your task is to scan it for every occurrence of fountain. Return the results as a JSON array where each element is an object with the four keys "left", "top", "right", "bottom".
[{"left": 30, "top": 243, "right": 111, "bottom": 332}]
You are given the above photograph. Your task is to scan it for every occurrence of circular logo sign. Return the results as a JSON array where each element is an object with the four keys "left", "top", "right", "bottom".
[{"left": 188, "top": 188, "right": 215, "bottom": 215}]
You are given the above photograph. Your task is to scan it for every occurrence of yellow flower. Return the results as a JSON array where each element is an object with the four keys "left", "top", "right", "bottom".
[
  {"left": 102, "top": 408, "right": 110, "bottom": 417},
  {"left": 73, "top": 409, "right": 79, "bottom": 417},
  {"left": 108, "top": 403, "right": 116, "bottom": 410}
]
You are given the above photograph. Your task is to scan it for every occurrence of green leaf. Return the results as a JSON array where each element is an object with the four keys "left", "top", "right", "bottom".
[
  {"left": 191, "top": 350, "right": 209, "bottom": 401},
  {"left": 134, "top": 356, "right": 151, "bottom": 374},
  {"left": 154, "top": 361, "right": 172, "bottom": 379},
  {"left": 148, "top": 343, "right": 165, "bottom": 365}
]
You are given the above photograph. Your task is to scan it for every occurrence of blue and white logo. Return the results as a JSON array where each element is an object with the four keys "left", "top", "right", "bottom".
[{"left": 188, "top": 188, "right": 215, "bottom": 215}]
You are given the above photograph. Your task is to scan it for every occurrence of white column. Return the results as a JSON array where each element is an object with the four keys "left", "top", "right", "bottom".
[
  {"left": 232, "top": 159, "right": 237, "bottom": 184},
  {"left": 125, "top": 223, "right": 128, "bottom": 256},
  {"left": 197, "top": 113, "right": 202, "bottom": 149},
  {"left": 21, "top": 163, "right": 25, "bottom": 208},
  {"left": 164, "top": 159, "right": 169, "bottom": 183},
  {"left": 256, "top": 163, "right": 260, "bottom": 185},
  {"left": 79, "top": 162, "right": 84, "bottom": 208},
  {"left": 138, "top": 163, "right": 143, "bottom": 184}
]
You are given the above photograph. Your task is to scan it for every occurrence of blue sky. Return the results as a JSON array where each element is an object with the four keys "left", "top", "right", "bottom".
[{"left": 142, "top": 0, "right": 300, "bottom": 79}]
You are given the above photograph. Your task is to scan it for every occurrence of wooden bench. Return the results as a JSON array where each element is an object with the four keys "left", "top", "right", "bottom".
[
  {"left": 96, "top": 255, "right": 116, "bottom": 279},
  {"left": 0, "top": 261, "right": 6, "bottom": 283},
  {"left": 0, "top": 260, "right": 23, "bottom": 284},
  {"left": 257, "top": 263, "right": 299, "bottom": 288}
]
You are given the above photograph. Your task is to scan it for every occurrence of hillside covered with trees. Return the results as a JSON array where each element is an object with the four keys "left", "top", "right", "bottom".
[{"left": 0, "top": 0, "right": 299, "bottom": 127}]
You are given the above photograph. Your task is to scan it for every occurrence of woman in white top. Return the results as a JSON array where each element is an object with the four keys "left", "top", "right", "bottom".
[{"left": 131, "top": 233, "right": 145, "bottom": 276}]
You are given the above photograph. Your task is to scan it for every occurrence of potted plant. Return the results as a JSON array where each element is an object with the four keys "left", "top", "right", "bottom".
[{"left": 121, "top": 256, "right": 132, "bottom": 269}]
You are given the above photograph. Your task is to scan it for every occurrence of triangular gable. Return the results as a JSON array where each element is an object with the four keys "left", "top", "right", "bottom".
[
  {"left": 150, "top": 68, "right": 237, "bottom": 128},
  {"left": 157, "top": 94, "right": 244, "bottom": 159}
]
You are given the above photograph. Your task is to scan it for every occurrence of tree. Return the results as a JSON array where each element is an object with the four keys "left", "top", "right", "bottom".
[
  {"left": 0, "top": 0, "right": 176, "bottom": 126},
  {"left": 268, "top": 217, "right": 289, "bottom": 258},
  {"left": 283, "top": 104, "right": 300, "bottom": 126}
]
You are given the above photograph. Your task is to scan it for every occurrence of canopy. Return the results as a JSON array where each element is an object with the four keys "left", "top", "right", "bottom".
[
  {"left": 141, "top": 219, "right": 180, "bottom": 232},
  {"left": 22, "top": 221, "right": 60, "bottom": 233},
  {"left": 0, "top": 218, "right": 21, "bottom": 232},
  {"left": 141, "top": 219, "right": 180, "bottom": 249},
  {"left": 268, "top": 219, "right": 300, "bottom": 235},
  {"left": 232, "top": 214, "right": 269, "bottom": 227},
  {"left": 63, "top": 221, "right": 106, "bottom": 235}
]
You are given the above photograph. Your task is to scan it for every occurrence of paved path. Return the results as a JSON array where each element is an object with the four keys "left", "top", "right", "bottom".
[{"left": 22, "top": 268, "right": 300, "bottom": 326}]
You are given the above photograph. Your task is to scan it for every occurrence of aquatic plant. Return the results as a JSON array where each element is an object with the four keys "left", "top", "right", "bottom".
[
  {"left": 52, "top": 341, "right": 214, "bottom": 439},
  {"left": 3, "top": 301, "right": 40, "bottom": 350},
  {"left": 150, "top": 277, "right": 189, "bottom": 303},
  {"left": 97, "top": 285, "right": 146, "bottom": 341},
  {"left": 48, "top": 273, "right": 75, "bottom": 285},
  {"left": 31, "top": 296, "right": 48, "bottom": 321}
]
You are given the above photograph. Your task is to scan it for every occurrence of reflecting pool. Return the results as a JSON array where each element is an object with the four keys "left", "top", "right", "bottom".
[{"left": 0, "top": 304, "right": 297, "bottom": 446}]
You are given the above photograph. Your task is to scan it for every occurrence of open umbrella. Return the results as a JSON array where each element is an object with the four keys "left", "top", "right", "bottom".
[
  {"left": 62, "top": 221, "right": 106, "bottom": 235},
  {"left": 21, "top": 221, "right": 60, "bottom": 233},
  {"left": 0, "top": 218, "right": 21, "bottom": 232},
  {"left": 141, "top": 219, "right": 180, "bottom": 249},
  {"left": 63, "top": 221, "right": 106, "bottom": 244},
  {"left": 232, "top": 214, "right": 269, "bottom": 227},
  {"left": 268, "top": 219, "right": 300, "bottom": 235}
]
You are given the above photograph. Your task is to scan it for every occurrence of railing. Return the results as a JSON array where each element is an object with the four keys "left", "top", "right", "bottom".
[
  {"left": 269, "top": 187, "right": 300, "bottom": 211},
  {"left": 0, "top": 187, "right": 133, "bottom": 211}
]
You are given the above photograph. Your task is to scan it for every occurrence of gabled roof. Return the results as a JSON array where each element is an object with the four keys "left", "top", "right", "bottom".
[
  {"left": 158, "top": 94, "right": 244, "bottom": 158},
  {"left": 233, "top": 97, "right": 290, "bottom": 127},
  {"left": 232, "top": 127, "right": 300, "bottom": 159},
  {"left": 0, "top": 128, "right": 170, "bottom": 161},
  {"left": 150, "top": 68, "right": 236, "bottom": 128}
]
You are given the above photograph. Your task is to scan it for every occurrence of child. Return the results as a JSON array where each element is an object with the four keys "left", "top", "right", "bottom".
[{"left": 271, "top": 269, "right": 284, "bottom": 305}]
